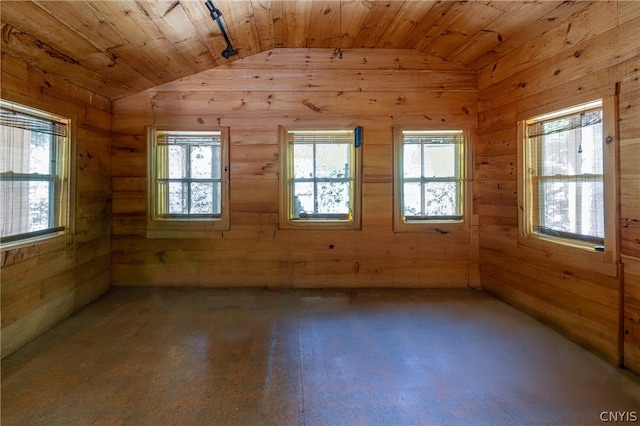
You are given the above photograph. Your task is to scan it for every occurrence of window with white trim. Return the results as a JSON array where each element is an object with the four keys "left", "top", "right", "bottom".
[
  {"left": 279, "top": 128, "right": 362, "bottom": 229},
  {"left": 148, "top": 128, "right": 229, "bottom": 236},
  {"left": 393, "top": 129, "right": 467, "bottom": 232},
  {"left": 0, "top": 101, "right": 70, "bottom": 244}
]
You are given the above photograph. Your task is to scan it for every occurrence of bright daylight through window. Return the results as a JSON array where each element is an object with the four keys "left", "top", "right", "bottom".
[
  {"left": 523, "top": 100, "right": 604, "bottom": 245},
  {"left": 280, "top": 129, "right": 361, "bottom": 229},
  {"left": 150, "top": 130, "right": 224, "bottom": 220},
  {"left": 394, "top": 129, "right": 465, "bottom": 231},
  {"left": 0, "top": 101, "right": 69, "bottom": 244}
]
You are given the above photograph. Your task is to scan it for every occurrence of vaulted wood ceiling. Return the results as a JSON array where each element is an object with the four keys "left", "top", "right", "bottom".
[{"left": 1, "top": 1, "right": 594, "bottom": 100}]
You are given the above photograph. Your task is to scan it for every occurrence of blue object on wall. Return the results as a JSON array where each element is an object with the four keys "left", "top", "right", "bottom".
[{"left": 354, "top": 126, "right": 363, "bottom": 148}]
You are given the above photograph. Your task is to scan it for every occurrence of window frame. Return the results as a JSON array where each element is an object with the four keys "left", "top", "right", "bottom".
[
  {"left": 278, "top": 126, "right": 363, "bottom": 230},
  {"left": 517, "top": 96, "right": 618, "bottom": 263},
  {"left": 0, "top": 100, "right": 72, "bottom": 248},
  {"left": 392, "top": 128, "right": 471, "bottom": 233},
  {"left": 147, "top": 126, "right": 230, "bottom": 238}
]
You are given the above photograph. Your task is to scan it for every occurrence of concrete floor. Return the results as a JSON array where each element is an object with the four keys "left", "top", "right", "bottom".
[{"left": 2, "top": 288, "right": 639, "bottom": 425}]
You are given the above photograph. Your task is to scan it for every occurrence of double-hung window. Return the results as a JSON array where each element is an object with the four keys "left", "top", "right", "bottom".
[
  {"left": 393, "top": 129, "right": 467, "bottom": 232},
  {"left": 519, "top": 98, "right": 617, "bottom": 257},
  {"left": 279, "top": 128, "right": 362, "bottom": 229},
  {"left": 148, "top": 128, "right": 229, "bottom": 237},
  {"left": 0, "top": 101, "right": 70, "bottom": 245}
]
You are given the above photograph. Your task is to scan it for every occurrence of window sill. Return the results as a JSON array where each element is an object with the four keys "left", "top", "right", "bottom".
[
  {"left": 393, "top": 219, "right": 467, "bottom": 234},
  {"left": 0, "top": 230, "right": 67, "bottom": 252},
  {"left": 278, "top": 219, "right": 361, "bottom": 231}
]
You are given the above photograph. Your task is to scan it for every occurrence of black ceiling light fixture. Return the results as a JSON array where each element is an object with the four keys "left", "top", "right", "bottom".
[{"left": 204, "top": 0, "right": 238, "bottom": 59}]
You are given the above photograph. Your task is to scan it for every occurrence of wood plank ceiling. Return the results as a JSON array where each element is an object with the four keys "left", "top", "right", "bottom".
[{"left": 0, "top": 1, "right": 593, "bottom": 100}]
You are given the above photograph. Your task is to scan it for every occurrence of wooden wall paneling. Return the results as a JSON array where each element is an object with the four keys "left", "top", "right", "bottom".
[
  {"left": 481, "top": 273, "right": 619, "bottom": 365},
  {"left": 1, "top": 52, "right": 112, "bottom": 358},
  {"left": 120, "top": 91, "right": 478, "bottom": 117},
  {"left": 227, "top": 48, "right": 469, "bottom": 71},
  {"left": 624, "top": 257, "right": 640, "bottom": 373},
  {"left": 619, "top": 64, "right": 640, "bottom": 373},
  {"left": 152, "top": 68, "right": 478, "bottom": 93},
  {"left": 112, "top": 51, "right": 477, "bottom": 289},
  {"left": 477, "top": 12, "right": 640, "bottom": 371},
  {"left": 619, "top": 79, "right": 640, "bottom": 259}
]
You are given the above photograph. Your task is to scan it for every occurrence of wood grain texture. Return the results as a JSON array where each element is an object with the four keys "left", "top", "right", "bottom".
[
  {"left": 1, "top": 52, "right": 112, "bottom": 358},
  {"left": 1, "top": 1, "right": 615, "bottom": 100},
  {"left": 111, "top": 49, "right": 477, "bottom": 290},
  {"left": 624, "top": 257, "right": 640, "bottom": 373},
  {"left": 477, "top": 11, "right": 640, "bottom": 371}
]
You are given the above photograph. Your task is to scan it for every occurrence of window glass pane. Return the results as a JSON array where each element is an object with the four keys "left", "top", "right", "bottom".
[
  {"left": 317, "top": 181, "right": 350, "bottom": 214},
  {"left": 540, "top": 180, "right": 604, "bottom": 239},
  {"left": 0, "top": 104, "right": 65, "bottom": 242},
  {"left": 190, "top": 182, "right": 216, "bottom": 214},
  {"left": 211, "top": 145, "right": 221, "bottom": 180},
  {"left": 316, "top": 143, "right": 350, "bottom": 178},
  {"left": 30, "top": 132, "right": 53, "bottom": 174},
  {"left": 424, "top": 182, "right": 459, "bottom": 216},
  {"left": 168, "top": 182, "right": 187, "bottom": 214},
  {"left": 423, "top": 144, "right": 455, "bottom": 177},
  {"left": 294, "top": 144, "right": 314, "bottom": 178},
  {"left": 168, "top": 145, "right": 186, "bottom": 179},
  {"left": 29, "top": 180, "right": 51, "bottom": 231},
  {"left": 286, "top": 130, "right": 357, "bottom": 224},
  {"left": 191, "top": 146, "right": 213, "bottom": 179},
  {"left": 0, "top": 138, "right": 22, "bottom": 173},
  {"left": 403, "top": 144, "right": 421, "bottom": 178},
  {"left": 403, "top": 182, "right": 421, "bottom": 216},
  {"left": 529, "top": 103, "right": 604, "bottom": 242},
  {"left": 293, "top": 182, "right": 314, "bottom": 216},
  {"left": 154, "top": 131, "right": 224, "bottom": 220},
  {"left": 541, "top": 125, "right": 603, "bottom": 176},
  {"left": 398, "top": 131, "right": 464, "bottom": 225}
]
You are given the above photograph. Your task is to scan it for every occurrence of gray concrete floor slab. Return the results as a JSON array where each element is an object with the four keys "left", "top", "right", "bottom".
[{"left": 2, "top": 287, "right": 639, "bottom": 425}]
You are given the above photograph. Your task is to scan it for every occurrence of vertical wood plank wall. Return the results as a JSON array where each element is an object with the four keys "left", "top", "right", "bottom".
[
  {"left": 0, "top": 55, "right": 112, "bottom": 357},
  {"left": 477, "top": 2, "right": 640, "bottom": 368},
  {"left": 111, "top": 49, "right": 478, "bottom": 289}
]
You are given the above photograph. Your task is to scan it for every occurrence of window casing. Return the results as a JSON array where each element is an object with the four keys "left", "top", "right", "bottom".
[
  {"left": 393, "top": 129, "right": 468, "bottom": 232},
  {"left": 279, "top": 128, "right": 362, "bottom": 229},
  {"left": 148, "top": 127, "right": 229, "bottom": 237},
  {"left": 0, "top": 101, "right": 70, "bottom": 245},
  {"left": 518, "top": 97, "right": 617, "bottom": 260}
]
